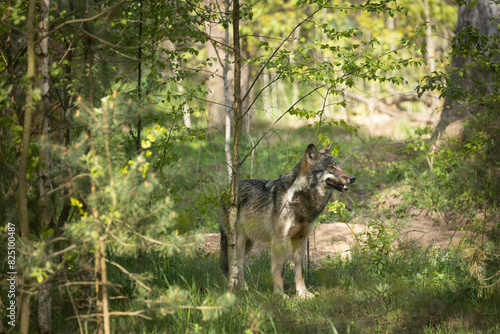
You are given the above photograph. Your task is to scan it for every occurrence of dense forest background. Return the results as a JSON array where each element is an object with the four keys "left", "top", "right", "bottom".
[{"left": 0, "top": 0, "right": 499, "bottom": 333}]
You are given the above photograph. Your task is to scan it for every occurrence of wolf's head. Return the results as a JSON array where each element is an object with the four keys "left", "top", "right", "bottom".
[{"left": 300, "top": 143, "right": 355, "bottom": 192}]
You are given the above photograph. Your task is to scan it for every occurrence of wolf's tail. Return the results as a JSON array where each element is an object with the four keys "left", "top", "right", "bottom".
[{"left": 219, "top": 226, "right": 229, "bottom": 274}]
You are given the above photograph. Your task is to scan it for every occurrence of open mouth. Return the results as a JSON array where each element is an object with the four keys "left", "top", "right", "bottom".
[{"left": 326, "top": 179, "right": 348, "bottom": 192}]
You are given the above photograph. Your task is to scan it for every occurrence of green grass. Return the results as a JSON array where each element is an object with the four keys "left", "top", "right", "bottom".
[{"left": 74, "top": 243, "right": 499, "bottom": 334}]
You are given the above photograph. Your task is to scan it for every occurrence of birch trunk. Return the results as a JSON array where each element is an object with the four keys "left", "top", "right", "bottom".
[
  {"left": 223, "top": 0, "right": 232, "bottom": 181},
  {"left": 228, "top": 0, "right": 242, "bottom": 289}
]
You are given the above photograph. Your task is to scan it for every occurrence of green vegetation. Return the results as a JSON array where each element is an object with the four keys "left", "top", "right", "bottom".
[
  {"left": 0, "top": 0, "right": 499, "bottom": 333},
  {"left": 49, "top": 238, "right": 500, "bottom": 333}
]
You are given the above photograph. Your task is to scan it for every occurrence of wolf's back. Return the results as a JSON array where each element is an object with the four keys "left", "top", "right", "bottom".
[{"left": 218, "top": 178, "right": 281, "bottom": 273}]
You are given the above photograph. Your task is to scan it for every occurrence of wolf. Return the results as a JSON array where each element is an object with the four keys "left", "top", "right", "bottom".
[{"left": 219, "top": 143, "right": 355, "bottom": 299}]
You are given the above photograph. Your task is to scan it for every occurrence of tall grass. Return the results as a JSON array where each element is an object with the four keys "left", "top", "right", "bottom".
[{"left": 50, "top": 240, "right": 497, "bottom": 333}]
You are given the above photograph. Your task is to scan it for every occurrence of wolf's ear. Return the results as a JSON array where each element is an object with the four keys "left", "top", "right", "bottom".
[
  {"left": 319, "top": 143, "right": 332, "bottom": 154},
  {"left": 305, "top": 144, "right": 320, "bottom": 164}
]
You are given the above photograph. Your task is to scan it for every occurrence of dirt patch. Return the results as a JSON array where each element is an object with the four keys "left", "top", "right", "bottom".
[{"left": 199, "top": 218, "right": 466, "bottom": 264}]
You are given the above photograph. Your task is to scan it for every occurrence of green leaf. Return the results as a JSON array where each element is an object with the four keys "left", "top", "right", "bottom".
[{"left": 33, "top": 88, "right": 42, "bottom": 101}]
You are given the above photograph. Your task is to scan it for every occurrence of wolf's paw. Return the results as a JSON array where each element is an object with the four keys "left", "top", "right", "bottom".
[
  {"left": 273, "top": 288, "right": 289, "bottom": 299},
  {"left": 298, "top": 290, "right": 315, "bottom": 299}
]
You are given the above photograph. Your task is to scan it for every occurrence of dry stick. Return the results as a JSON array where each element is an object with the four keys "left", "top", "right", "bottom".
[
  {"left": 59, "top": 281, "right": 122, "bottom": 287},
  {"left": 99, "top": 237, "right": 111, "bottom": 334},
  {"left": 68, "top": 303, "right": 226, "bottom": 321},
  {"left": 131, "top": 230, "right": 164, "bottom": 245},
  {"left": 46, "top": 0, "right": 126, "bottom": 38},
  {"left": 48, "top": 237, "right": 93, "bottom": 258},
  {"left": 68, "top": 311, "right": 152, "bottom": 321},
  {"left": 342, "top": 221, "right": 358, "bottom": 242},
  {"left": 45, "top": 173, "right": 91, "bottom": 196},
  {"left": 106, "top": 260, "right": 152, "bottom": 292},
  {"left": 95, "top": 230, "right": 102, "bottom": 334}
]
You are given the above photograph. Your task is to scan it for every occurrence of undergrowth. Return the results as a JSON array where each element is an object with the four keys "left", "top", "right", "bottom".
[
  {"left": 51, "top": 241, "right": 500, "bottom": 333},
  {"left": 46, "top": 120, "right": 499, "bottom": 333}
]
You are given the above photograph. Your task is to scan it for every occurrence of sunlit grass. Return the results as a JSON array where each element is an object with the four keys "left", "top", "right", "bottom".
[{"left": 90, "top": 242, "right": 500, "bottom": 334}]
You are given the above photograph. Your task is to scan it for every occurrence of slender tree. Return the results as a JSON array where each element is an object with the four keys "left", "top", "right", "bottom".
[
  {"left": 227, "top": 0, "right": 242, "bottom": 289},
  {"left": 223, "top": 0, "right": 232, "bottom": 181},
  {"left": 18, "top": 1, "right": 37, "bottom": 331},
  {"left": 37, "top": 0, "right": 54, "bottom": 331}
]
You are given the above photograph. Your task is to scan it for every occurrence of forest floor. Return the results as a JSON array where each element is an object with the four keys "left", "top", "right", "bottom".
[{"left": 200, "top": 211, "right": 467, "bottom": 264}]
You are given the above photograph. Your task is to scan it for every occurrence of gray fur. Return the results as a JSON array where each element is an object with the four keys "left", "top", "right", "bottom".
[{"left": 219, "top": 143, "right": 355, "bottom": 298}]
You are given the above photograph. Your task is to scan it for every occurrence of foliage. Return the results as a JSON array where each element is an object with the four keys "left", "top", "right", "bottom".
[
  {"left": 354, "top": 219, "right": 402, "bottom": 276},
  {"left": 0, "top": 0, "right": 498, "bottom": 332},
  {"left": 415, "top": 8, "right": 500, "bottom": 291}
]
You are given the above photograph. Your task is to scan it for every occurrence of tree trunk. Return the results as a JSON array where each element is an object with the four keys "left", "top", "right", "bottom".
[
  {"left": 422, "top": 0, "right": 435, "bottom": 74},
  {"left": 179, "top": 84, "right": 192, "bottom": 128},
  {"left": 205, "top": 0, "right": 228, "bottom": 126},
  {"left": 19, "top": 1, "right": 37, "bottom": 330},
  {"left": 37, "top": 0, "right": 54, "bottom": 332},
  {"left": 95, "top": 233, "right": 103, "bottom": 334},
  {"left": 223, "top": 0, "right": 232, "bottom": 181},
  {"left": 228, "top": 0, "right": 242, "bottom": 289},
  {"left": 100, "top": 237, "right": 111, "bottom": 334},
  {"left": 18, "top": 0, "right": 37, "bottom": 239},
  {"left": 434, "top": 0, "right": 500, "bottom": 136}
]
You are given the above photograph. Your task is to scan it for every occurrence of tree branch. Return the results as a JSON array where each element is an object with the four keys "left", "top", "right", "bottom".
[
  {"left": 46, "top": 0, "right": 126, "bottom": 38},
  {"left": 241, "top": 8, "right": 322, "bottom": 105},
  {"left": 106, "top": 259, "right": 152, "bottom": 292},
  {"left": 241, "top": 83, "right": 328, "bottom": 165}
]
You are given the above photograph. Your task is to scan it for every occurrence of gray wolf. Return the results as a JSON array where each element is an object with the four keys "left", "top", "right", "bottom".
[{"left": 219, "top": 143, "right": 355, "bottom": 298}]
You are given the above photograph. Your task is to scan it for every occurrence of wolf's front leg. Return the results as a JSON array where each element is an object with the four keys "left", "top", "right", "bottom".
[
  {"left": 271, "top": 240, "right": 286, "bottom": 296},
  {"left": 291, "top": 237, "right": 314, "bottom": 299}
]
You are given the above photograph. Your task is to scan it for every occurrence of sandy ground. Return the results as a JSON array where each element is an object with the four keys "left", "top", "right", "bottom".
[{"left": 199, "top": 216, "right": 466, "bottom": 264}]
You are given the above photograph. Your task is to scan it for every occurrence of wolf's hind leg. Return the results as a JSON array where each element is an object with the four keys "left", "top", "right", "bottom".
[
  {"left": 291, "top": 237, "right": 314, "bottom": 299},
  {"left": 219, "top": 226, "right": 228, "bottom": 274},
  {"left": 244, "top": 239, "right": 254, "bottom": 255}
]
